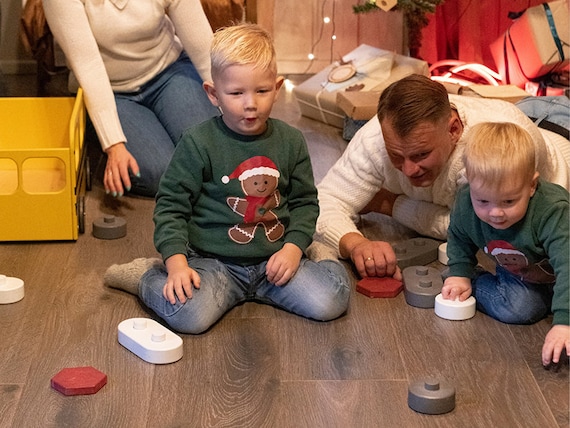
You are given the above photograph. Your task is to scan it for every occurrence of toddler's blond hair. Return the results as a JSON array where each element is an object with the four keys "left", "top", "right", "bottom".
[
  {"left": 210, "top": 23, "right": 276, "bottom": 79},
  {"left": 463, "top": 122, "right": 537, "bottom": 190}
]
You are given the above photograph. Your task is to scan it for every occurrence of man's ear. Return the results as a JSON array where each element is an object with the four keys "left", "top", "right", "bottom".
[
  {"left": 448, "top": 113, "right": 463, "bottom": 144},
  {"left": 203, "top": 81, "right": 219, "bottom": 107}
]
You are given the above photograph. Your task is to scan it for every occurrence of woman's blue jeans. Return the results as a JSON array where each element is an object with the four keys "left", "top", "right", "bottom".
[
  {"left": 114, "top": 52, "right": 219, "bottom": 196},
  {"left": 472, "top": 266, "right": 553, "bottom": 324},
  {"left": 138, "top": 251, "right": 351, "bottom": 334}
]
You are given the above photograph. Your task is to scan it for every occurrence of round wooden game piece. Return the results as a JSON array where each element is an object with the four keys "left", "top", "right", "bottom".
[
  {"left": 0, "top": 274, "right": 24, "bottom": 304},
  {"left": 93, "top": 215, "right": 127, "bottom": 239},
  {"left": 408, "top": 378, "right": 456, "bottom": 414},
  {"left": 434, "top": 293, "right": 476, "bottom": 320}
]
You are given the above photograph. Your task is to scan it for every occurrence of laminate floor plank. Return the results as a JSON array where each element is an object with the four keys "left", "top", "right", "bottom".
[
  {"left": 509, "top": 321, "right": 570, "bottom": 427},
  {"left": 146, "top": 318, "right": 282, "bottom": 427}
]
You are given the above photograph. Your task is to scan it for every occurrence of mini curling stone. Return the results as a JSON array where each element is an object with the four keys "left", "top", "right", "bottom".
[
  {"left": 93, "top": 215, "right": 127, "bottom": 240},
  {"left": 408, "top": 378, "right": 456, "bottom": 415},
  {"left": 0, "top": 274, "right": 25, "bottom": 304},
  {"left": 434, "top": 293, "right": 476, "bottom": 320}
]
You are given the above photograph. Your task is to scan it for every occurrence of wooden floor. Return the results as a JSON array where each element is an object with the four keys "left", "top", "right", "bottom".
[{"left": 0, "top": 73, "right": 568, "bottom": 428}]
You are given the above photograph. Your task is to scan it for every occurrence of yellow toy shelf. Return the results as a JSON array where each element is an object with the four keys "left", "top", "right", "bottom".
[{"left": 0, "top": 89, "right": 89, "bottom": 241}]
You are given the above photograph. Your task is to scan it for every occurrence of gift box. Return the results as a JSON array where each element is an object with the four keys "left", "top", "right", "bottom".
[
  {"left": 490, "top": 0, "right": 570, "bottom": 87},
  {"left": 293, "top": 44, "right": 429, "bottom": 128}
]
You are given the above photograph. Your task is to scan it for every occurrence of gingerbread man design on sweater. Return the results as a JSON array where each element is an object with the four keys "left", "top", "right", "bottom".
[
  {"left": 484, "top": 240, "right": 555, "bottom": 284},
  {"left": 222, "top": 156, "right": 285, "bottom": 244}
]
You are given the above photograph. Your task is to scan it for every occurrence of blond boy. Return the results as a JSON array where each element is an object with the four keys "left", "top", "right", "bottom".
[{"left": 442, "top": 122, "right": 569, "bottom": 366}]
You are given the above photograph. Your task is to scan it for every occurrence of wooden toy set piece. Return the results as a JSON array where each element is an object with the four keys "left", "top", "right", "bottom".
[
  {"left": 118, "top": 318, "right": 183, "bottom": 364},
  {"left": 394, "top": 237, "right": 440, "bottom": 269},
  {"left": 408, "top": 378, "right": 456, "bottom": 415},
  {"left": 0, "top": 274, "right": 24, "bottom": 304},
  {"left": 356, "top": 276, "right": 403, "bottom": 298},
  {"left": 438, "top": 242, "right": 449, "bottom": 265},
  {"left": 92, "top": 215, "right": 127, "bottom": 240},
  {"left": 0, "top": 89, "right": 89, "bottom": 241},
  {"left": 402, "top": 266, "right": 443, "bottom": 308},
  {"left": 51, "top": 366, "right": 107, "bottom": 396},
  {"left": 434, "top": 294, "right": 477, "bottom": 320}
]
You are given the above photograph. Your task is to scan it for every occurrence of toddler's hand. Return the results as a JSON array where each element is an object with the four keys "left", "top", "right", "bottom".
[
  {"left": 266, "top": 243, "right": 302, "bottom": 286},
  {"left": 542, "top": 324, "right": 570, "bottom": 366},
  {"left": 441, "top": 276, "right": 472, "bottom": 301}
]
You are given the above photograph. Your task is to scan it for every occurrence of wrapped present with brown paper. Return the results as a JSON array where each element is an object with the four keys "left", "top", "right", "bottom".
[
  {"left": 293, "top": 44, "right": 429, "bottom": 128},
  {"left": 490, "top": 0, "right": 570, "bottom": 87}
]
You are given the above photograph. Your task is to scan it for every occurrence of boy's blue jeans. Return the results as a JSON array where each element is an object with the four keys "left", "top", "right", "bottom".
[
  {"left": 472, "top": 266, "right": 553, "bottom": 324},
  {"left": 114, "top": 52, "right": 219, "bottom": 197},
  {"left": 139, "top": 250, "right": 351, "bottom": 334}
]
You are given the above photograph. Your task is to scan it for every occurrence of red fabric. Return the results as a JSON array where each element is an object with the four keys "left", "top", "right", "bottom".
[{"left": 418, "top": 0, "right": 545, "bottom": 71}]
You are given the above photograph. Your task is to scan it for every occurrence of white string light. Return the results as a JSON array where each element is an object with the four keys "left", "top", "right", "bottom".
[{"left": 303, "top": 0, "right": 336, "bottom": 74}]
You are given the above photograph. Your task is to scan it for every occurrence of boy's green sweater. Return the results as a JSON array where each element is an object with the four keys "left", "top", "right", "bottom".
[
  {"left": 447, "top": 180, "right": 569, "bottom": 325},
  {"left": 154, "top": 116, "right": 319, "bottom": 266}
]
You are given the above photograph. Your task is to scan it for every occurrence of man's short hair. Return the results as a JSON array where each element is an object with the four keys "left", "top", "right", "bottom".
[{"left": 377, "top": 74, "right": 451, "bottom": 137}]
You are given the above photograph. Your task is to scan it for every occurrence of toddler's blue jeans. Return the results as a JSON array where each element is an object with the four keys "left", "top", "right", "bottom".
[
  {"left": 139, "top": 249, "right": 351, "bottom": 334},
  {"left": 472, "top": 266, "right": 553, "bottom": 324}
]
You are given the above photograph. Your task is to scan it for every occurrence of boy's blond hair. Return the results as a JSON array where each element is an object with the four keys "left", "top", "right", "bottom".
[
  {"left": 463, "top": 122, "right": 537, "bottom": 189},
  {"left": 210, "top": 23, "right": 276, "bottom": 79}
]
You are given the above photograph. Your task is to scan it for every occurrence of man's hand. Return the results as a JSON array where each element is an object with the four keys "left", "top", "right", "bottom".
[{"left": 340, "top": 233, "right": 400, "bottom": 279}]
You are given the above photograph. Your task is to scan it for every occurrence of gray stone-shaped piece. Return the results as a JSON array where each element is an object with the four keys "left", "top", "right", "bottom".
[
  {"left": 403, "top": 266, "right": 443, "bottom": 308},
  {"left": 408, "top": 378, "right": 456, "bottom": 415},
  {"left": 93, "top": 215, "right": 127, "bottom": 240},
  {"left": 394, "top": 237, "right": 440, "bottom": 269}
]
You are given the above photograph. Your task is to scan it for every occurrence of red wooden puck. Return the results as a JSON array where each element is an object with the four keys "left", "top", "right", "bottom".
[
  {"left": 356, "top": 276, "right": 403, "bottom": 298},
  {"left": 51, "top": 366, "right": 107, "bottom": 396}
]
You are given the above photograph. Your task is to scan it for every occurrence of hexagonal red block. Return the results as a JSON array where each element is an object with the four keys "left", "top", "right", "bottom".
[
  {"left": 356, "top": 276, "right": 403, "bottom": 298},
  {"left": 51, "top": 366, "right": 107, "bottom": 396}
]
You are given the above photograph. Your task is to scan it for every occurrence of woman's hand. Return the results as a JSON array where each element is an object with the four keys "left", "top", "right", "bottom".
[{"left": 104, "top": 143, "right": 140, "bottom": 197}]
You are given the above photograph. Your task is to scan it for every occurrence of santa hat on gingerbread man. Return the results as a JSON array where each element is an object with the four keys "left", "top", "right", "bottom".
[
  {"left": 484, "top": 240, "right": 524, "bottom": 257},
  {"left": 221, "top": 156, "right": 280, "bottom": 184}
]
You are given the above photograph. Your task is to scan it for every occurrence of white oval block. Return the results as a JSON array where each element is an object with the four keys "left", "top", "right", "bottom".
[
  {"left": 118, "top": 318, "right": 183, "bottom": 364},
  {"left": 0, "top": 275, "right": 25, "bottom": 304},
  {"left": 434, "top": 293, "right": 476, "bottom": 320}
]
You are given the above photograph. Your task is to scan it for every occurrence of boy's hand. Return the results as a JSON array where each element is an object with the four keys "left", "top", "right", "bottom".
[
  {"left": 442, "top": 276, "right": 472, "bottom": 301},
  {"left": 163, "top": 254, "right": 201, "bottom": 304},
  {"left": 542, "top": 324, "right": 570, "bottom": 366},
  {"left": 266, "top": 243, "right": 302, "bottom": 286}
]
